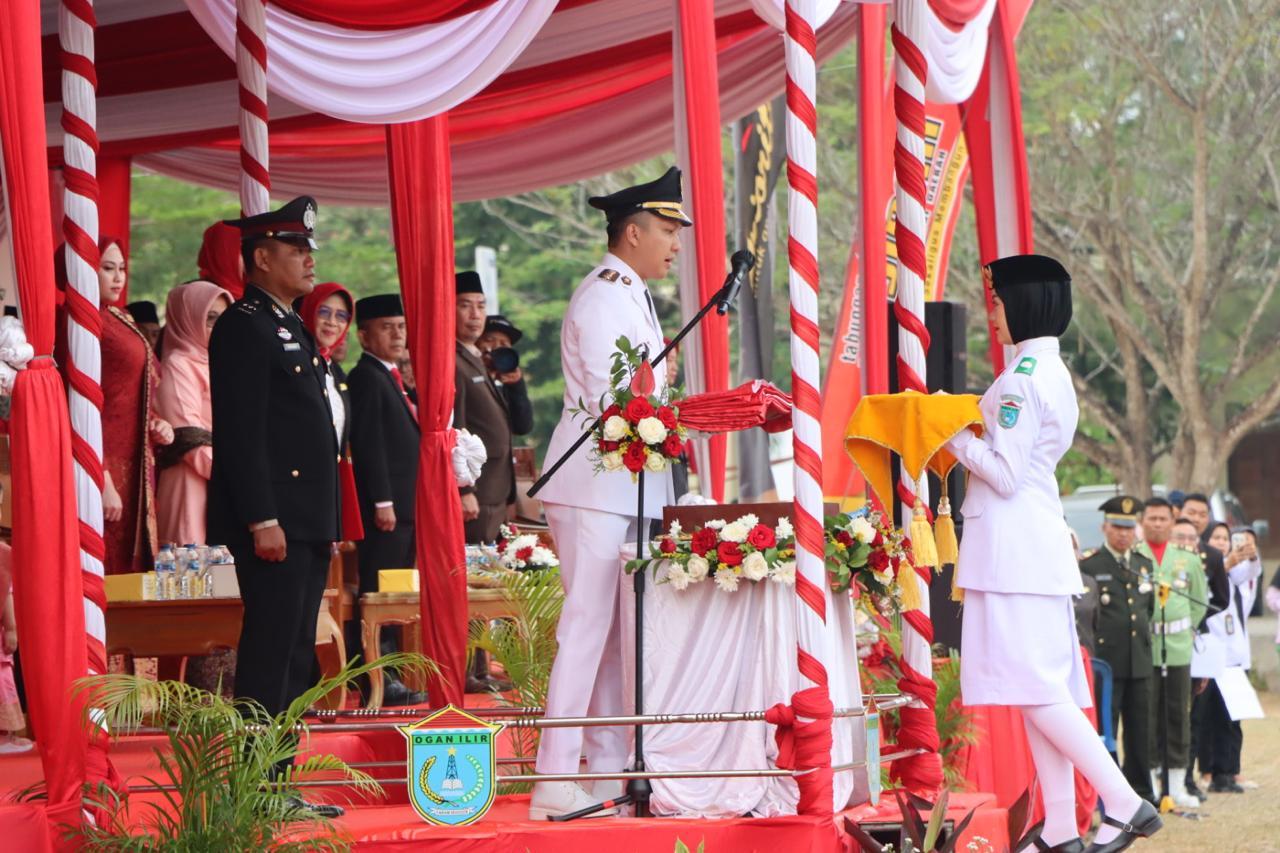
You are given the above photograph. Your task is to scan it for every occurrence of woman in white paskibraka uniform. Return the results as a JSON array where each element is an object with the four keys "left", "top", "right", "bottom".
[{"left": 945, "top": 255, "right": 1162, "bottom": 853}]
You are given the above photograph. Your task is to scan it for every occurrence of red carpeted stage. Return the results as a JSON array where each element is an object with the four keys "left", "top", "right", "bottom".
[{"left": 0, "top": 696, "right": 1014, "bottom": 852}]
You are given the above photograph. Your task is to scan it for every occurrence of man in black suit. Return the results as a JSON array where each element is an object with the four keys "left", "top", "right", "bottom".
[
  {"left": 1079, "top": 496, "right": 1156, "bottom": 804},
  {"left": 348, "top": 293, "right": 425, "bottom": 706},
  {"left": 208, "top": 196, "right": 343, "bottom": 817}
]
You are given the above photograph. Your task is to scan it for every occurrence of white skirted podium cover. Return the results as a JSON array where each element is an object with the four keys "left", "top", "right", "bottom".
[{"left": 618, "top": 545, "right": 868, "bottom": 817}]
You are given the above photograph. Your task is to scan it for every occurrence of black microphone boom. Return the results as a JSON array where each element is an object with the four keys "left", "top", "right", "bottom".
[{"left": 716, "top": 249, "right": 756, "bottom": 315}]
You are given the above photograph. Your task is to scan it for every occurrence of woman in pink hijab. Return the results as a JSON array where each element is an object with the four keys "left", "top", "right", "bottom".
[{"left": 155, "top": 280, "right": 233, "bottom": 544}]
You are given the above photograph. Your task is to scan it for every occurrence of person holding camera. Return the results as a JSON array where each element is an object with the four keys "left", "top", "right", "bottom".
[
  {"left": 454, "top": 273, "right": 516, "bottom": 544},
  {"left": 478, "top": 314, "right": 533, "bottom": 438}
]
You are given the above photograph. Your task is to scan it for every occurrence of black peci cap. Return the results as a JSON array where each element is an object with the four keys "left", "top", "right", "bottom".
[
  {"left": 355, "top": 293, "right": 404, "bottom": 324},
  {"left": 588, "top": 166, "right": 693, "bottom": 227},
  {"left": 456, "top": 271, "right": 484, "bottom": 295},
  {"left": 126, "top": 300, "right": 159, "bottom": 325}
]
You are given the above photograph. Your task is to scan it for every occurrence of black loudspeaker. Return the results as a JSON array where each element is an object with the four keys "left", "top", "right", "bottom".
[{"left": 887, "top": 300, "right": 967, "bottom": 651}]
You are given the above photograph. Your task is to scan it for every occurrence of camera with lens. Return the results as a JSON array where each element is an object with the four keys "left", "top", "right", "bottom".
[{"left": 488, "top": 346, "right": 520, "bottom": 374}]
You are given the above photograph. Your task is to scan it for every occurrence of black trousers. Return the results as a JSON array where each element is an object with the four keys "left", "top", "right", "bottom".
[
  {"left": 1197, "top": 679, "right": 1243, "bottom": 777},
  {"left": 1111, "top": 675, "right": 1154, "bottom": 801},
  {"left": 357, "top": 522, "right": 416, "bottom": 595},
  {"left": 1150, "top": 664, "right": 1192, "bottom": 768},
  {"left": 232, "top": 540, "right": 331, "bottom": 718}
]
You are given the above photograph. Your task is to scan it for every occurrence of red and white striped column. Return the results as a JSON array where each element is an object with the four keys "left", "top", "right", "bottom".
[
  {"left": 58, "top": 0, "right": 109, "bottom": 692},
  {"left": 784, "top": 0, "right": 835, "bottom": 816},
  {"left": 889, "top": 0, "right": 943, "bottom": 793},
  {"left": 236, "top": 0, "right": 270, "bottom": 216}
]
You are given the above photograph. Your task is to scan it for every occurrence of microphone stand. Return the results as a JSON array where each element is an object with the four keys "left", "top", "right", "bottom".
[{"left": 539, "top": 261, "right": 749, "bottom": 821}]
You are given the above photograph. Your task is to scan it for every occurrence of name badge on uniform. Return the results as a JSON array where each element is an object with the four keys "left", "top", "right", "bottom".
[
  {"left": 1225, "top": 613, "right": 1236, "bottom": 635},
  {"left": 1096, "top": 574, "right": 1113, "bottom": 581},
  {"left": 471, "top": 375, "right": 486, "bottom": 384},
  {"left": 283, "top": 342, "right": 301, "bottom": 351}
]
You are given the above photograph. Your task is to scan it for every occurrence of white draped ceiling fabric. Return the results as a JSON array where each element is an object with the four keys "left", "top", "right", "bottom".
[
  {"left": 923, "top": 0, "right": 995, "bottom": 104},
  {"left": 38, "top": 0, "right": 864, "bottom": 204},
  {"left": 185, "top": 0, "right": 559, "bottom": 124}
]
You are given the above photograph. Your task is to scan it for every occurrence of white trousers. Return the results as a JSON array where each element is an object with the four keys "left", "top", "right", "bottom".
[{"left": 536, "top": 503, "right": 639, "bottom": 775}]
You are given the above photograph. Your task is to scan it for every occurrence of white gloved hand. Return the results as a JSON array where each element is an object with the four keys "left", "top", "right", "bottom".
[{"left": 452, "top": 429, "right": 487, "bottom": 487}]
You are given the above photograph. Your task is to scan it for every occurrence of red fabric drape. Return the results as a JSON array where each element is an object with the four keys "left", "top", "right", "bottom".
[
  {"left": 0, "top": 0, "right": 93, "bottom": 838},
  {"left": 269, "top": 0, "right": 500, "bottom": 29},
  {"left": 961, "top": 0, "right": 1034, "bottom": 375},
  {"left": 386, "top": 117, "right": 467, "bottom": 709},
  {"left": 676, "top": 0, "right": 728, "bottom": 502},
  {"left": 97, "top": 155, "right": 132, "bottom": 263}
]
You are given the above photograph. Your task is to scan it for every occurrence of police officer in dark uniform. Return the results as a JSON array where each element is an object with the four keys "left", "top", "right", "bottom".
[
  {"left": 1080, "top": 496, "right": 1156, "bottom": 803},
  {"left": 207, "top": 197, "right": 343, "bottom": 815}
]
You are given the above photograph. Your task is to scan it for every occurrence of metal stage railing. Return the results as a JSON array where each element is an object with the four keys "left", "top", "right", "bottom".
[
  {"left": 122, "top": 749, "right": 928, "bottom": 793},
  {"left": 121, "top": 694, "right": 914, "bottom": 737}
]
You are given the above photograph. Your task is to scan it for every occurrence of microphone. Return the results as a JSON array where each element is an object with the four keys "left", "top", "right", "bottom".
[{"left": 716, "top": 249, "right": 756, "bottom": 315}]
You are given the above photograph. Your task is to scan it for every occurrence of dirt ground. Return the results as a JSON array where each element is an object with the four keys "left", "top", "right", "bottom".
[{"left": 1130, "top": 688, "right": 1280, "bottom": 852}]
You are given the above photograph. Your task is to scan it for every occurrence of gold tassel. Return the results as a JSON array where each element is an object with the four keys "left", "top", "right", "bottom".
[
  {"left": 935, "top": 496, "right": 959, "bottom": 567},
  {"left": 910, "top": 499, "right": 938, "bottom": 569},
  {"left": 897, "top": 561, "right": 922, "bottom": 612}
]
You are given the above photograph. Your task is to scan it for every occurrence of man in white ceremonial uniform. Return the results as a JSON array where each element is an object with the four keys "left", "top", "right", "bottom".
[{"left": 529, "top": 168, "right": 691, "bottom": 820}]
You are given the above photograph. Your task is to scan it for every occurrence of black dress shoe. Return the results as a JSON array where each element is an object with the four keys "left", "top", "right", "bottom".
[
  {"left": 1084, "top": 800, "right": 1163, "bottom": 853},
  {"left": 382, "top": 679, "right": 428, "bottom": 707},
  {"left": 283, "top": 795, "right": 346, "bottom": 819},
  {"left": 1209, "top": 774, "right": 1245, "bottom": 793},
  {"left": 1033, "top": 837, "right": 1085, "bottom": 852},
  {"left": 1185, "top": 778, "right": 1206, "bottom": 799}
]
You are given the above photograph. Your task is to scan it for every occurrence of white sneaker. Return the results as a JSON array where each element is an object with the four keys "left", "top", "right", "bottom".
[
  {"left": 1168, "top": 768, "right": 1199, "bottom": 809},
  {"left": 528, "top": 781, "right": 618, "bottom": 820}
]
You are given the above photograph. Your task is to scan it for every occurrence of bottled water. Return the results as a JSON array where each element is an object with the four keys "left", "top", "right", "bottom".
[
  {"left": 154, "top": 544, "right": 177, "bottom": 601},
  {"left": 181, "top": 545, "right": 202, "bottom": 599}
]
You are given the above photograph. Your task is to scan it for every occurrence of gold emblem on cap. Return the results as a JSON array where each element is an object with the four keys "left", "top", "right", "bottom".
[
  {"left": 1121, "top": 498, "right": 1134, "bottom": 513},
  {"left": 303, "top": 206, "right": 317, "bottom": 230}
]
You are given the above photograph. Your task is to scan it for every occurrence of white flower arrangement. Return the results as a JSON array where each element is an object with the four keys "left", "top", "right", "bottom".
[
  {"left": 713, "top": 568, "right": 741, "bottom": 592},
  {"left": 719, "top": 521, "right": 749, "bottom": 543},
  {"left": 602, "top": 415, "right": 630, "bottom": 441},
  {"left": 644, "top": 451, "right": 668, "bottom": 473},
  {"left": 636, "top": 416, "right": 668, "bottom": 444},
  {"left": 741, "top": 551, "right": 769, "bottom": 581}
]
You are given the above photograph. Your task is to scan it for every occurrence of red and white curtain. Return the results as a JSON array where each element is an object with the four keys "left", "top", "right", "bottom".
[{"left": 184, "top": 0, "right": 557, "bottom": 123}]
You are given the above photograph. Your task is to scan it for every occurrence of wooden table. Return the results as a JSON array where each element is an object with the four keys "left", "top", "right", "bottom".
[
  {"left": 105, "top": 588, "right": 524, "bottom": 709},
  {"left": 359, "top": 588, "right": 521, "bottom": 709}
]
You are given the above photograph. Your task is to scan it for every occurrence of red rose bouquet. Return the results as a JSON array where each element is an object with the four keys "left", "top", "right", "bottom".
[{"left": 575, "top": 336, "right": 687, "bottom": 480}]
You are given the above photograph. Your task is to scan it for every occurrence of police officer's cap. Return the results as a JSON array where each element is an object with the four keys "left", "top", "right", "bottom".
[
  {"left": 456, "top": 271, "right": 484, "bottom": 295},
  {"left": 483, "top": 314, "right": 522, "bottom": 345},
  {"left": 1099, "top": 495, "right": 1142, "bottom": 528},
  {"left": 223, "top": 196, "right": 319, "bottom": 250},
  {"left": 126, "top": 300, "right": 159, "bottom": 325},
  {"left": 985, "top": 254, "right": 1070, "bottom": 290},
  {"left": 588, "top": 166, "right": 693, "bottom": 227},
  {"left": 355, "top": 293, "right": 404, "bottom": 324}
]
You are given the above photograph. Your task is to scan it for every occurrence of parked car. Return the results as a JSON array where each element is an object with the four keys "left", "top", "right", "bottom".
[{"left": 1060, "top": 485, "right": 1268, "bottom": 554}]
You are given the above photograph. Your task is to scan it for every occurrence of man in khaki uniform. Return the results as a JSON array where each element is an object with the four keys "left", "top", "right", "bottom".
[{"left": 1136, "top": 500, "right": 1207, "bottom": 809}]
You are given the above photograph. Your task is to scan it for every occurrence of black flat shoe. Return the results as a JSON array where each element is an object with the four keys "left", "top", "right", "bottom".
[
  {"left": 1033, "top": 837, "right": 1085, "bottom": 852},
  {"left": 382, "top": 679, "right": 428, "bottom": 707},
  {"left": 284, "top": 795, "right": 345, "bottom": 819},
  {"left": 1084, "top": 800, "right": 1163, "bottom": 853},
  {"left": 1209, "top": 774, "right": 1245, "bottom": 793}
]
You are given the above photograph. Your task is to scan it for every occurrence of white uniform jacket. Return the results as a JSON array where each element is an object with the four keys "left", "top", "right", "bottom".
[
  {"left": 1208, "top": 556, "right": 1262, "bottom": 669},
  {"left": 538, "top": 253, "right": 674, "bottom": 518},
  {"left": 947, "top": 336, "right": 1083, "bottom": 596}
]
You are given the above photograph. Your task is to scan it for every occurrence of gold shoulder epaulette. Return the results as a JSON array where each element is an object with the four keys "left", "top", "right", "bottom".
[{"left": 598, "top": 268, "right": 621, "bottom": 282}]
